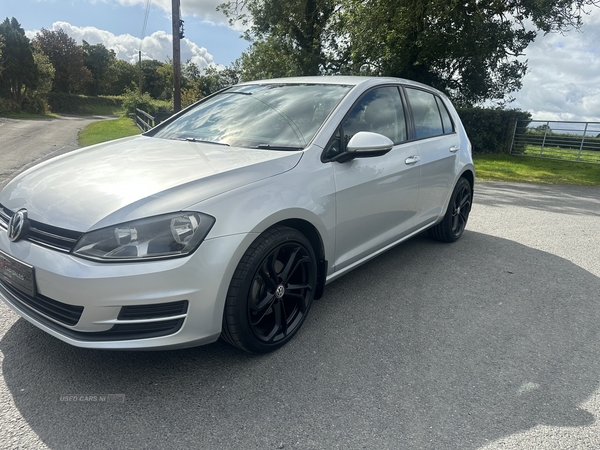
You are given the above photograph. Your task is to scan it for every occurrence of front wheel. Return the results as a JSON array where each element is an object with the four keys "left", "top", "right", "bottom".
[
  {"left": 427, "top": 177, "right": 472, "bottom": 243},
  {"left": 221, "top": 227, "right": 317, "bottom": 353}
]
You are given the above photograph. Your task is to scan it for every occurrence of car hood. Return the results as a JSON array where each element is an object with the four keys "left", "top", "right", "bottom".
[{"left": 0, "top": 135, "right": 302, "bottom": 231}]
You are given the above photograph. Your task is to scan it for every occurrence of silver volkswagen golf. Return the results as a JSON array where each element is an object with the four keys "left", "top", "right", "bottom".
[{"left": 0, "top": 76, "right": 474, "bottom": 353}]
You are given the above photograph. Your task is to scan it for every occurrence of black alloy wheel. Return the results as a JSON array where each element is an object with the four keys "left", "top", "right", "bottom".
[
  {"left": 222, "top": 226, "right": 317, "bottom": 353},
  {"left": 428, "top": 177, "right": 472, "bottom": 243}
]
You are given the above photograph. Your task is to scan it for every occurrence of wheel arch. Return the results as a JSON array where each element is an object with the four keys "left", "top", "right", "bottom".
[
  {"left": 460, "top": 168, "right": 475, "bottom": 193},
  {"left": 271, "top": 218, "right": 327, "bottom": 300}
]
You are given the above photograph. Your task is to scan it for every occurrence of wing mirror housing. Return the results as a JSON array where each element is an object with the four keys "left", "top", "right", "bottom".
[{"left": 331, "top": 132, "right": 394, "bottom": 163}]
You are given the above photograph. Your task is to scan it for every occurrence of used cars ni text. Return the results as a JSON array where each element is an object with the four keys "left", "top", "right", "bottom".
[{"left": 0, "top": 76, "right": 474, "bottom": 353}]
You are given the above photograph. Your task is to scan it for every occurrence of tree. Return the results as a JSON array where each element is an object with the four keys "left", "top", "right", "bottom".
[
  {"left": 182, "top": 60, "right": 202, "bottom": 83},
  {"left": 82, "top": 40, "right": 115, "bottom": 96},
  {"left": 0, "top": 17, "right": 38, "bottom": 108},
  {"left": 198, "top": 66, "right": 240, "bottom": 96},
  {"left": 348, "top": 0, "right": 600, "bottom": 105},
  {"left": 104, "top": 59, "right": 137, "bottom": 96},
  {"left": 219, "top": 0, "right": 338, "bottom": 76},
  {"left": 140, "top": 59, "right": 170, "bottom": 99},
  {"left": 34, "top": 28, "right": 91, "bottom": 93},
  {"left": 235, "top": 36, "right": 301, "bottom": 81},
  {"left": 181, "top": 64, "right": 240, "bottom": 108},
  {"left": 222, "top": 0, "right": 600, "bottom": 105},
  {"left": 20, "top": 43, "right": 56, "bottom": 114},
  {"left": 156, "top": 58, "right": 173, "bottom": 100},
  {"left": 0, "top": 35, "right": 4, "bottom": 75}
]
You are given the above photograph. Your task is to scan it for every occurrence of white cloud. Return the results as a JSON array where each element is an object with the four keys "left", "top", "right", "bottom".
[
  {"left": 512, "top": 7, "right": 600, "bottom": 122},
  {"left": 27, "top": 21, "right": 215, "bottom": 68},
  {"left": 109, "top": 0, "right": 239, "bottom": 28}
]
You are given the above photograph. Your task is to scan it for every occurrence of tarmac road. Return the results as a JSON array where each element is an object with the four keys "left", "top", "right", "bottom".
[
  {"left": 0, "top": 115, "right": 112, "bottom": 188},
  {"left": 1, "top": 117, "right": 600, "bottom": 449}
]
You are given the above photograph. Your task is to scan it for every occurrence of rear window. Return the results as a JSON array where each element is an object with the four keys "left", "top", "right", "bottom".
[{"left": 406, "top": 88, "right": 453, "bottom": 139}]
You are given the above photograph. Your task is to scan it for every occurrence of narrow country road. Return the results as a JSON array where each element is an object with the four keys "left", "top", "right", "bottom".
[{"left": 0, "top": 115, "right": 113, "bottom": 188}]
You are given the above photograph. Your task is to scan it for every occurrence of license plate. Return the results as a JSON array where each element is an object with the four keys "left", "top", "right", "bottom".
[{"left": 0, "top": 250, "right": 36, "bottom": 298}]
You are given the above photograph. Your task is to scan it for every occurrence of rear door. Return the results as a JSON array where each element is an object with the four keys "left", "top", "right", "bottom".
[{"left": 404, "top": 87, "right": 459, "bottom": 227}]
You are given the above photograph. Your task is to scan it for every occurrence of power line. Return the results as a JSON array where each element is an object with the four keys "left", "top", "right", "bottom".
[
  {"left": 140, "top": 0, "right": 151, "bottom": 52},
  {"left": 139, "top": 0, "right": 152, "bottom": 93}
]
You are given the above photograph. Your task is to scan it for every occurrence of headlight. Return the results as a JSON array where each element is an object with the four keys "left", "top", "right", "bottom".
[{"left": 72, "top": 212, "right": 215, "bottom": 261}]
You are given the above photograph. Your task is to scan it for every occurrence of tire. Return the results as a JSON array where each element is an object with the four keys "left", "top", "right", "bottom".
[
  {"left": 427, "top": 177, "right": 472, "bottom": 243},
  {"left": 221, "top": 226, "right": 317, "bottom": 353}
]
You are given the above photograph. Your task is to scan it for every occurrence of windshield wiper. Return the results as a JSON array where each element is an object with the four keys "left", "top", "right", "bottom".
[
  {"left": 255, "top": 144, "right": 303, "bottom": 151},
  {"left": 180, "top": 137, "right": 230, "bottom": 146},
  {"left": 222, "top": 91, "right": 252, "bottom": 96}
]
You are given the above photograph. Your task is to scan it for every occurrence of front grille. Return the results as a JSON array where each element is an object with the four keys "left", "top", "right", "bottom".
[
  {"left": 0, "top": 280, "right": 84, "bottom": 326},
  {"left": 118, "top": 300, "right": 188, "bottom": 320},
  {"left": 0, "top": 204, "right": 10, "bottom": 228},
  {"left": 0, "top": 203, "right": 83, "bottom": 252}
]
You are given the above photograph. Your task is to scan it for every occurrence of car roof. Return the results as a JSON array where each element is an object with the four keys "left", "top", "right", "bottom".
[{"left": 236, "top": 76, "right": 447, "bottom": 97}]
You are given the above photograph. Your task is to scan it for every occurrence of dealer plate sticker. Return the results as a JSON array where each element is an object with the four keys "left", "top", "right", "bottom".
[{"left": 0, "top": 250, "right": 36, "bottom": 298}]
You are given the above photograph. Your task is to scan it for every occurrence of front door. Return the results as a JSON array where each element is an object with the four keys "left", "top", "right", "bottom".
[{"left": 330, "top": 86, "right": 421, "bottom": 272}]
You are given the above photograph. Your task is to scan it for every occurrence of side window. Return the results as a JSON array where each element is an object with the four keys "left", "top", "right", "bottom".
[
  {"left": 436, "top": 96, "right": 454, "bottom": 134},
  {"left": 342, "top": 87, "right": 407, "bottom": 145},
  {"left": 406, "top": 88, "right": 444, "bottom": 139}
]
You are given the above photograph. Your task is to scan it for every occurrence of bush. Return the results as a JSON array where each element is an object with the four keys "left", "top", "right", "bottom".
[
  {"left": 121, "top": 88, "right": 173, "bottom": 116},
  {"left": 0, "top": 98, "right": 20, "bottom": 114},
  {"left": 121, "top": 88, "right": 155, "bottom": 115},
  {"left": 457, "top": 108, "right": 531, "bottom": 154},
  {"left": 21, "top": 95, "right": 50, "bottom": 114}
]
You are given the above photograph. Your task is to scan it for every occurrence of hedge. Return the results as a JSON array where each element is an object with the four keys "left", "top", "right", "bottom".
[
  {"left": 457, "top": 108, "right": 532, "bottom": 155},
  {"left": 47, "top": 93, "right": 123, "bottom": 115}
]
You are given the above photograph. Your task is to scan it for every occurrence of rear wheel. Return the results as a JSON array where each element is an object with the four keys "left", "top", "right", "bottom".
[
  {"left": 221, "top": 226, "right": 317, "bottom": 353},
  {"left": 427, "top": 177, "right": 472, "bottom": 242}
]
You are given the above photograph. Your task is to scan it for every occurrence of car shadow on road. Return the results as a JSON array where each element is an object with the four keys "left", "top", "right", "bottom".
[{"left": 1, "top": 230, "right": 599, "bottom": 449}]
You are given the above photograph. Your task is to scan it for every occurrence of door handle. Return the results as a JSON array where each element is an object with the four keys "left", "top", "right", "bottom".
[
  {"left": 405, "top": 156, "right": 420, "bottom": 165},
  {"left": 449, "top": 145, "right": 459, "bottom": 153}
]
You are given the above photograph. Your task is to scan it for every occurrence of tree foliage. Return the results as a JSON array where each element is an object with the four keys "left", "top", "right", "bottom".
[
  {"left": 0, "top": 17, "right": 38, "bottom": 107},
  {"left": 34, "top": 28, "right": 91, "bottom": 93},
  {"left": 140, "top": 59, "right": 170, "bottom": 99},
  {"left": 103, "top": 59, "right": 138, "bottom": 96},
  {"left": 181, "top": 64, "right": 240, "bottom": 108},
  {"left": 219, "top": 0, "right": 338, "bottom": 76},
  {"left": 223, "top": 0, "right": 600, "bottom": 105},
  {"left": 82, "top": 40, "right": 116, "bottom": 96}
]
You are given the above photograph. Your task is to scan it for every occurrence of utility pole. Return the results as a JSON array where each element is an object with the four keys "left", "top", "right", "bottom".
[{"left": 172, "top": 0, "right": 182, "bottom": 112}]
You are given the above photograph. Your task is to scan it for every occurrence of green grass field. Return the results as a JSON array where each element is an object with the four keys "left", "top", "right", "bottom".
[
  {"left": 78, "top": 116, "right": 141, "bottom": 147},
  {"left": 474, "top": 154, "right": 600, "bottom": 185},
  {"left": 521, "top": 145, "right": 600, "bottom": 163}
]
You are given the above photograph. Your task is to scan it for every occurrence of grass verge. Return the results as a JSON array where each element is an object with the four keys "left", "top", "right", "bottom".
[
  {"left": 474, "top": 154, "right": 600, "bottom": 186},
  {"left": 78, "top": 116, "right": 141, "bottom": 147}
]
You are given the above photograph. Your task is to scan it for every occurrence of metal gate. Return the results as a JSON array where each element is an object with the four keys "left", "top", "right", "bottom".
[{"left": 509, "top": 120, "right": 600, "bottom": 164}]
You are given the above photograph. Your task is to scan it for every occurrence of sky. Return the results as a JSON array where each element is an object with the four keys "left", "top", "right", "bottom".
[{"left": 2, "top": 0, "right": 600, "bottom": 122}]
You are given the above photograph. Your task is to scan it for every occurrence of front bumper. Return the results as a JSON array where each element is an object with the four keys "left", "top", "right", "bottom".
[{"left": 0, "top": 231, "right": 252, "bottom": 350}]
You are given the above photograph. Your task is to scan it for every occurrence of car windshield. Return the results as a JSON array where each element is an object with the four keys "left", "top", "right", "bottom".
[{"left": 151, "top": 83, "right": 352, "bottom": 150}]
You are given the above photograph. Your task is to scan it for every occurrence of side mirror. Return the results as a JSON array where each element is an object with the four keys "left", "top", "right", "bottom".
[
  {"left": 331, "top": 132, "right": 394, "bottom": 163},
  {"left": 347, "top": 131, "right": 394, "bottom": 153}
]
